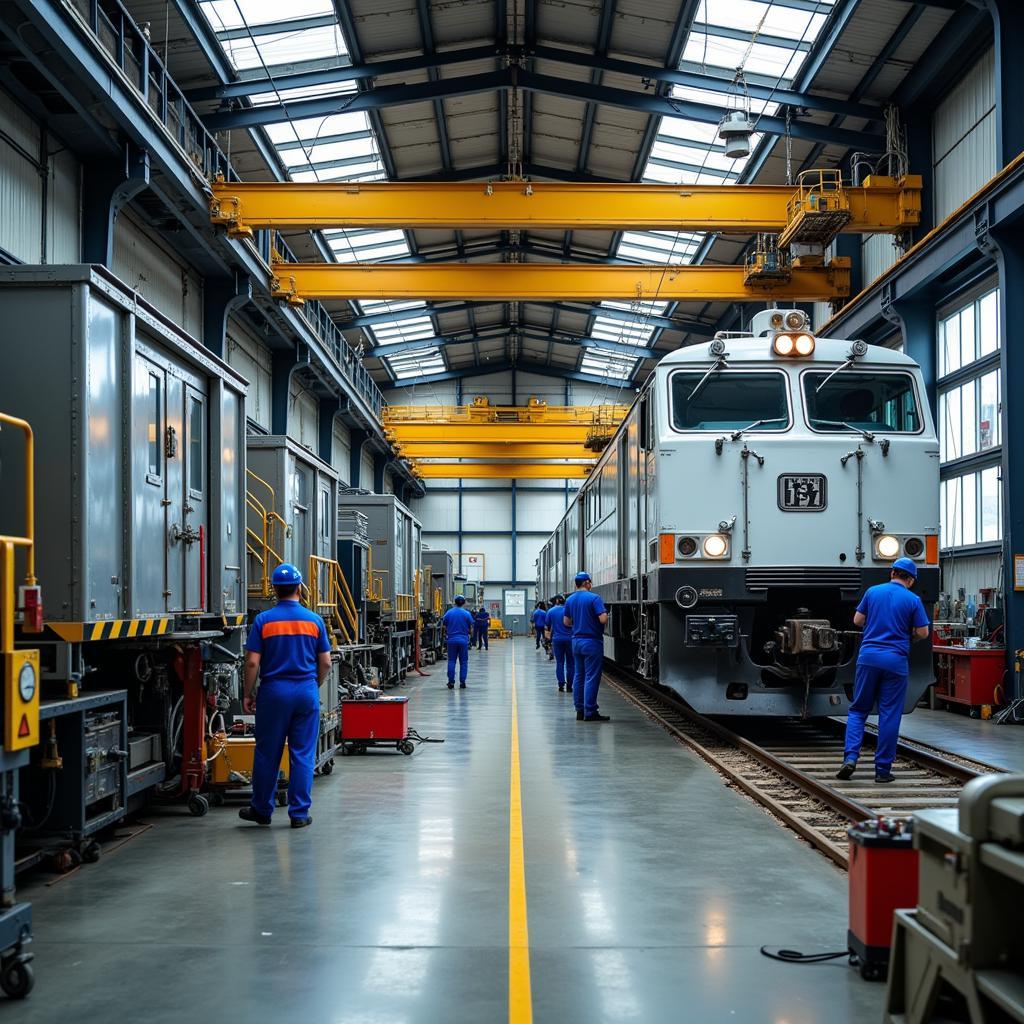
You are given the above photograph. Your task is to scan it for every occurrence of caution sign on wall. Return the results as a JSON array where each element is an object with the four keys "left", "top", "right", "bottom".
[{"left": 5, "top": 649, "right": 39, "bottom": 752}]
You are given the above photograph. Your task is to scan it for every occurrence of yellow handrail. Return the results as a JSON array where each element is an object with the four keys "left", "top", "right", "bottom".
[
  {"left": 0, "top": 413, "right": 36, "bottom": 585},
  {"left": 395, "top": 593, "right": 414, "bottom": 618},
  {"left": 365, "top": 545, "right": 386, "bottom": 602},
  {"left": 433, "top": 586, "right": 442, "bottom": 617},
  {"left": 246, "top": 469, "right": 290, "bottom": 598}
]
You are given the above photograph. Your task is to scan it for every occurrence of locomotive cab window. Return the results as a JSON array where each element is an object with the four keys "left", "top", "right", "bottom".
[
  {"left": 669, "top": 371, "right": 790, "bottom": 432},
  {"left": 803, "top": 372, "right": 921, "bottom": 433}
]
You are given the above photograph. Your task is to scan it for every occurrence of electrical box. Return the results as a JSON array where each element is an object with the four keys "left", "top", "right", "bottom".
[
  {"left": 685, "top": 615, "right": 739, "bottom": 647},
  {"left": 4, "top": 649, "right": 39, "bottom": 752}
]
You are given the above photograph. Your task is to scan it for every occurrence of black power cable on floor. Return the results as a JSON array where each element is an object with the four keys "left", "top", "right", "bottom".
[{"left": 760, "top": 946, "right": 850, "bottom": 964}]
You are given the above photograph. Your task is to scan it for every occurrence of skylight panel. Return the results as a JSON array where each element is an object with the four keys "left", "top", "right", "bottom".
[
  {"left": 696, "top": 1, "right": 827, "bottom": 41},
  {"left": 201, "top": 0, "right": 335, "bottom": 32},
  {"left": 386, "top": 347, "right": 446, "bottom": 380},
  {"left": 580, "top": 351, "right": 639, "bottom": 378},
  {"left": 250, "top": 80, "right": 357, "bottom": 107}
]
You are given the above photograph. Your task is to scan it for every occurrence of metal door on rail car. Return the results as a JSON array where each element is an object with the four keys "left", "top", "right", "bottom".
[{"left": 133, "top": 351, "right": 208, "bottom": 614}]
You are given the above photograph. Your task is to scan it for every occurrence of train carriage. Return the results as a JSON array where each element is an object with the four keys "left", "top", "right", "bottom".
[{"left": 538, "top": 309, "right": 940, "bottom": 717}]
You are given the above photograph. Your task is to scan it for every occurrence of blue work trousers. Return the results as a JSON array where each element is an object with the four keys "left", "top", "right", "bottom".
[
  {"left": 473, "top": 624, "right": 489, "bottom": 649},
  {"left": 535, "top": 626, "right": 545, "bottom": 648},
  {"left": 252, "top": 679, "right": 320, "bottom": 821},
  {"left": 552, "top": 638, "right": 574, "bottom": 690},
  {"left": 447, "top": 639, "right": 470, "bottom": 683},
  {"left": 844, "top": 663, "right": 909, "bottom": 770},
  {"left": 572, "top": 637, "right": 603, "bottom": 717}
]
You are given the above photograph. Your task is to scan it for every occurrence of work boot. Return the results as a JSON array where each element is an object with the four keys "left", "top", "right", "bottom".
[
  {"left": 290, "top": 816, "right": 313, "bottom": 829},
  {"left": 460, "top": 682, "right": 467, "bottom": 689},
  {"left": 558, "top": 685, "right": 565, "bottom": 692},
  {"left": 447, "top": 681, "right": 455, "bottom": 689},
  {"left": 584, "top": 713, "right": 611, "bottom": 722},
  {"left": 238, "top": 807, "right": 271, "bottom": 826},
  {"left": 836, "top": 762, "right": 857, "bottom": 780},
  {"left": 576, "top": 710, "right": 584, "bottom": 721},
  {"left": 874, "top": 770, "right": 895, "bottom": 784}
]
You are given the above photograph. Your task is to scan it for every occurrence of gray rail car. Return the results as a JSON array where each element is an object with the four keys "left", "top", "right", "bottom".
[
  {"left": 421, "top": 548, "right": 455, "bottom": 656},
  {"left": 538, "top": 309, "right": 940, "bottom": 717}
]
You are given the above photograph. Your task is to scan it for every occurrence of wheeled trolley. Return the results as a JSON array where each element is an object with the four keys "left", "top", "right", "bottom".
[{"left": 340, "top": 696, "right": 414, "bottom": 755}]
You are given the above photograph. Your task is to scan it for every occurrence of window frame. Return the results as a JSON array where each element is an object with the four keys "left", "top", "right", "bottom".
[
  {"left": 799, "top": 368, "right": 925, "bottom": 437},
  {"left": 666, "top": 367, "right": 793, "bottom": 435}
]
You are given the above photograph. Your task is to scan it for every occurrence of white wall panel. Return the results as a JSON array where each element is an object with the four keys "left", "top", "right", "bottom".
[
  {"left": 48, "top": 146, "right": 80, "bottom": 263},
  {"left": 289, "top": 382, "right": 318, "bottom": 450},
  {"left": 463, "top": 491, "right": 513, "bottom": 531},
  {"left": 861, "top": 233, "right": 900, "bottom": 286},
  {"left": 415, "top": 492, "right": 459, "bottom": 531},
  {"left": 113, "top": 213, "right": 203, "bottom": 336},
  {"left": 518, "top": 534, "right": 546, "bottom": 586},
  {"left": 517, "top": 489, "right": 570, "bottom": 525},
  {"left": 942, "top": 554, "right": 1001, "bottom": 602},
  {"left": 332, "top": 422, "right": 351, "bottom": 482},
  {"left": 226, "top": 317, "right": 273, "bottom": 431},
  {"left": 461, "top": 536, "right": 511, "bottom": 582},
  {"left": 361, "top": 450, "right": 375, "bottom": 491},
  {"left": 933, "top": 49, "right": 997, "bottom": 222}
]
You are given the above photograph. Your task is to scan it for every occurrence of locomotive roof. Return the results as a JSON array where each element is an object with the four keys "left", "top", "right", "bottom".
[{"left": 658, "top": 336, "right": 917, "bottom": 368}]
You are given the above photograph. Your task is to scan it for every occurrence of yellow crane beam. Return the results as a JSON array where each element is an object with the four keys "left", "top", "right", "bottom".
[
  {"left": 384, "top": 400, "right": 627, "bottom": 426},
  {"left": 413, "top": 463, "right": 591, "bottom": 479},
  {"left": 272, "top": 258, "right": 851, "bottom": 303},
  {"left": 396, "top": 442, "right": 601, "bottom": 459},
  {"left": 388, "top": 425, "right": 611, "bottom": 443},
  {"left": 211, "top": 176, "right": 921, "bottom": 236}
]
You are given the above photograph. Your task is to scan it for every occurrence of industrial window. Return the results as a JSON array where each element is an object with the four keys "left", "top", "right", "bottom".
[
  {"left": 147, "top": 373, "right": 161, "bottom": 480},
  {"left": 188, "top": 396, "right": 203, "bottom": 496},
  {"left": 669, "top": 370, "right": 789, "bottom": 432},
  {"left": 937, "top": 285, "right": 1002, "bottom": 551},
  {"left": 803, "top": 372, "right": 921, "bottom": 434}
]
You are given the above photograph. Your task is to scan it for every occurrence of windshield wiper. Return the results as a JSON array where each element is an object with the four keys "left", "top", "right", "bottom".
[
  {"left": 688, "top": 354, "right": 728, "bottom": 401},
  {"left": 809, "top": 418, "right": 876, "bottom": 442},
  {"left": 815, "top": 340, "right": 869, "bottom": 393},
  {"left": 730, "top": 417, "right": 786, "bottom": 441}
]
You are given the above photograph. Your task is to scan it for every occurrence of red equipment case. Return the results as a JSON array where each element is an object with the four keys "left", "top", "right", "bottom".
[
  {"left": 847, "top": 819, "right": 918, "bottom": 980},
  {"left": 933, "top": 645, "right": 1006, "bottom": 709},
  {"left": 340, "top": 697, "right": 413, "bottom": 755}
]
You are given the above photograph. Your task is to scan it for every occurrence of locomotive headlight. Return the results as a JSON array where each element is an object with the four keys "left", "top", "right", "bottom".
[
  {"left": 773, "top": 335, "right": 795, "bottom": 356},
  {"left": 876, "top": 534, "right": 901, "bottom": 559},
  {"left": 794, "top": 333, "right": 815, "bottom": 356},
  {"left": 703, "top": 534, "right": 729, "bottom": 558}
]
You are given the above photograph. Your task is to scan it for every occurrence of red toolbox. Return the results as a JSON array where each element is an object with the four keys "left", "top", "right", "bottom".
[
  {"left": 933, "top": 645, "right": 1006, "bottom": 709},
  {"left": 341, "top": 697, "right": 413, "bottom": 756},
  {"left": 848, "top": 818, "right": 918, "bottom": 980}
]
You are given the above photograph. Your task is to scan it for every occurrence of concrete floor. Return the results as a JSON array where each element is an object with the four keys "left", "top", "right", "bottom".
[
  {"left": 894, "top": 706, "right": 1024, "bottom": 771},
  {"left": 14, "top": 638, "right": 883, "bottom": 1023}
]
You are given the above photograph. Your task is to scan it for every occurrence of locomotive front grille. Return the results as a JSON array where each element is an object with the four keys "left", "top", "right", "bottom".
[{"left": 745, "top": 567, "right": 862, "bottom": 590}]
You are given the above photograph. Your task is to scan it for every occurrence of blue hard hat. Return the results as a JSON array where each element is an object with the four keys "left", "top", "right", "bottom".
[
  {"left": 575, "top": 571, "right": 591, "bottom": 583},
  {"left": 454, "top": 595, "right": 466, "bottom": 605},
  {"left": 892, "top": 556, "right": 918, "bottom": 578},
  {"left": 272, "top": 563, "right": 303, "bottom": 586}
]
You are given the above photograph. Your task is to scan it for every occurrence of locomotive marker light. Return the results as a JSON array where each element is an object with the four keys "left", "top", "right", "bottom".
[
  {"left": 702, "top": 534, "right": 729, "bottom": 558},
  {"left": 875, "top": 535, "right": 901, "bottom": 559}
]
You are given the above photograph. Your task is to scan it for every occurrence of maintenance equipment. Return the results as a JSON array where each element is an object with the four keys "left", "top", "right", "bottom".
[
  {"left": 0, "top": 265, "right": 247, "bottom": 825},
  {"left": 885, "top": 774, "right": 1024, "bottom": 1023}
]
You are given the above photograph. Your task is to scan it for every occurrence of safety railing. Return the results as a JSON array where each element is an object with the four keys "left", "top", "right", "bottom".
[
  {"left": 433, "top": 587, "right": 443, "bottom": 617},
  {"left": 245, "top": 470, "right": 289, "bottom": 599},
  {"left": 384, "top": 399, "right": 629, "bottom": 427},
  {"left": 64, "top": 0, "right": 383, "bottom": 420},
  {"left": 395, "top": 594, "right": 415, "bottom": 619},
  {"left": 0, "top": 413, "right": 41, "bottom": 650},
  {"left": 308, "top": 556, "right": 361, "bottom": 647},
  {"left": 365, "top": 545, "right": 386, "bottom": 603}
]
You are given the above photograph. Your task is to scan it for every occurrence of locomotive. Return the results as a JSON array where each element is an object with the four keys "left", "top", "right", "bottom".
[{"left": 537, "top": 309, "right": 939, "bottom": 717}]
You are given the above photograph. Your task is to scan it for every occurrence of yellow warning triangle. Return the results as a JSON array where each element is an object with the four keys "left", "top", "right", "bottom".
[{"left": 17, "top": 715, "right": 30, "bottom": 738}]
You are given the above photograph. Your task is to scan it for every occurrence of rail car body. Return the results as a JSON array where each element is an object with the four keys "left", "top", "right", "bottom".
[
  {"left": 420, "top": 548, "right": 455, "bottom": 657},
  {"left": 538, "top": 309, "right": 940, "bottom": 717}
]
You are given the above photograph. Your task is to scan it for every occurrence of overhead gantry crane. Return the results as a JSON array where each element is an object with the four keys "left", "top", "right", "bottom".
[{"left": 209, "top": 170, "right": 923, "bottom": 479}]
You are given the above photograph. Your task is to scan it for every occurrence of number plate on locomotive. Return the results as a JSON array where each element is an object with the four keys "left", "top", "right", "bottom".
[{"left": 777, "top": 474, "right": 827, "bottom": 511}]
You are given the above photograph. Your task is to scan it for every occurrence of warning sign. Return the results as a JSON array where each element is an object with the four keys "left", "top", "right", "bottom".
[{"left": 17, "top": 715, "right": 29, "bottom": 738}]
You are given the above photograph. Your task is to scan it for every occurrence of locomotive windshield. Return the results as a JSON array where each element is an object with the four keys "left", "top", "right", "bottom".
[
  {"left": 803, "top": 371, "right": 921, "bottom": 433},
  {"left": 669, "top": 371, "right": 789, "bottom": 431}
]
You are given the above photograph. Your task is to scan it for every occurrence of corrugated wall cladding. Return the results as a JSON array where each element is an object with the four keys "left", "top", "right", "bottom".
[
  {"left": 941, "top": 553, "right": 1001, "bottom": 603},
  {"left": 226, "top": 317, "right": 273, "bottom": 430},
  {"left": 332, "top": 422, "right": 351, "bottom": 485},
  {"left": 0, "top": 88, "right": 80, "bottom": 263},
  {"left": 288, "top": 382, "right": 318, "bottom": 451},
  {"left": 861, "top": 233, "right": 901, "bottom": 288},
  {"left": 361, "top": 450, "right": 375, "bottom": 491},
  {"left": 113, "top": 213, "right": 202, "bottom": 336},
  {"left": 933, "top": 49, "right": 997, "bottom": 222}
]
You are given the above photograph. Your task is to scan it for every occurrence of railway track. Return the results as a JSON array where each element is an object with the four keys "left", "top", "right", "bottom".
[{"left": 606, "top": 669, "right": 1006, "bottom": 868}]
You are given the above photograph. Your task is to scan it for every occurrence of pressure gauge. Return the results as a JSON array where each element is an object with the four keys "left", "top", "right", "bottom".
[{"left": 18, "top": 662, "right": 36, "bottom": 703}]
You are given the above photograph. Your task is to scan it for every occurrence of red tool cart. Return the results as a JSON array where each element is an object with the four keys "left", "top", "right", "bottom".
[
  {"left": 848, "top": 818, "right": 918, "bottom": 981},
  {"left": 341, "top": 696, "right": 414, "bottom": 756},
  {"left": 933, "top": 644, "right": 1007, "bottom": 715}
]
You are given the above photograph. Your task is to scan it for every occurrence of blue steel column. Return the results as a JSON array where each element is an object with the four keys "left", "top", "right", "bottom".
[
  {"left": 318, "top": 397, "right": 343, "bottom": 466},
  {"left": 881, "top": 287, "right": 937, "bottom": 423},
  {"left": 986, "top": 0, "right": 1024, "bottom": 166},
  {"left": 835, "top": 235, "right": 863, "bottom": 302},
  {"left": 349, "top": 428, "right": 369, "bottom": 489},
  {"left": 81, "top": 144, "right": 150, "bottom": 266},
  {"left": 203, "top": 273, "right": 251, "bottom": 359},
  {"left": 373, "top": 452, "right": 392, "bottom": 494},
  {"left": 988, "top": 214, "right": 1024, "bottom": 696}
]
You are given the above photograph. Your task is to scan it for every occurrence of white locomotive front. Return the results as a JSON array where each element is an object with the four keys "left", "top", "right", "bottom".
[{"left": 537, "top": 309, "right": 940, "bottom": 717}]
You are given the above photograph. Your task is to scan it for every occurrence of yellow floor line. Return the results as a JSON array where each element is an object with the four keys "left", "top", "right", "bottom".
[{"left": 509, "top": 641, "right": 533, "bottom": 1024}]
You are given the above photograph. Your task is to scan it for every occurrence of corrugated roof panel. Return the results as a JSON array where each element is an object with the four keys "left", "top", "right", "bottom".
[
  {"left": 610, "top": 0, "right": 687, "bottom": 61},
  {"left": 430, "top": 0, "right": 496, "bottom": 45},
  {"left": 352, "top": 0, "right": 424, "bottom": 54}
]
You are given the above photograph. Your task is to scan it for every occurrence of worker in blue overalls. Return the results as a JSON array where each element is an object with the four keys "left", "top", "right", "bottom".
[
  {"left": 443, "top": 595, "right": 474, "bottom": 689},
  {"left": 240, "top": 563, "right": 332, "bottom": 829},
  {"left": 544, "top": 594, "right": 574, "bottom": 693},
  {"left": 473, "top": 605, "right": 491, "bottom": 650},
  {"left": 563, "top": 572, "right": 609, "bottom": 721},
  {"left": 532, "top": 602, "right": 548, "bottom": 649},
  {"left": 838, "top": 557, "right": 931, "bottom": 784}
]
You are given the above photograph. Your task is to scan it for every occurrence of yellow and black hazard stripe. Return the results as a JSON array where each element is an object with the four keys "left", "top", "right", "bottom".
[
  {"left": 221, "top": 613, "right": 247, "bottom": 629},
  {"left": 48, "top": 618, "right": 172, "bottom": 643}
]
